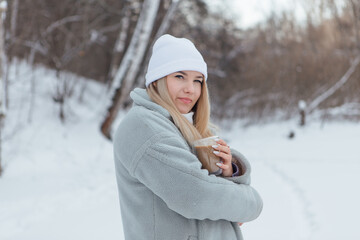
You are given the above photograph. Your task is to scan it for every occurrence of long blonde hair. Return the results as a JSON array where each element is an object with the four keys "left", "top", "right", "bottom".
[{"left": 146, "top": 77, "right": 217, "bottom": 145}]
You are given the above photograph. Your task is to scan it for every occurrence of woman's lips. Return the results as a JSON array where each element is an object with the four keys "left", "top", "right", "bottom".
[{"left": 178, "top": 98, "right": 192, "bottom": 104}]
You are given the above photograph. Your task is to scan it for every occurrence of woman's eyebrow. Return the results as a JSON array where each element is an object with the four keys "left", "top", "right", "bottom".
[{"left": 177, "top": 71, "right": 187, "bottom": 75}]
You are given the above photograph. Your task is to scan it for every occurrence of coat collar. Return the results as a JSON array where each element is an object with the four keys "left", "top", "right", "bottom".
[
  {"left": 130, "top": 88, "right": 171, "bottom": 119},
  {"left": 130, "top": 88, "right": 194, "bottom": 124}
]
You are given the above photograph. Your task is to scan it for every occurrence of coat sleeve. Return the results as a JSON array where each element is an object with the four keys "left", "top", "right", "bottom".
[
  {"left": 223, "top": 149, "right": 252, "bottom": 185},
  {"left": 132, "top": 134, "right": 263, "bottom": 222}
]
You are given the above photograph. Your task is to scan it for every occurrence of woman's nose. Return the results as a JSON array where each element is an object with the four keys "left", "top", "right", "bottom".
[{"left": 184, "top": 81, "right": 194, "bottom": 93}]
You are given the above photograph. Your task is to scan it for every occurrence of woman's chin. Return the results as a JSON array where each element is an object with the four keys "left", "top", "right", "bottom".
[{"left": 176, "top": 105, "right": 190, "bottom": 114}]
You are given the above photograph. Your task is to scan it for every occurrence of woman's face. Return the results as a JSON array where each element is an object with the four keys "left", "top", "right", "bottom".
[{"left": 166, "top": 70, "right": 204, "bottom": 114}]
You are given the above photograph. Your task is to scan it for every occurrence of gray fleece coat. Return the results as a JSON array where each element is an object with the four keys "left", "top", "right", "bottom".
[{"left": 113, "top": 88, "right": 263, "bottom": 240}]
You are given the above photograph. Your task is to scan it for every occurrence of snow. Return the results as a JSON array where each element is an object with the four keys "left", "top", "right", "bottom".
[
  {"left": 1, "top": 60, "right": 124, "bottom": 240},
  {"left": 0, "top": 1, "right": 7, "bottom": 10},
  {"left": 298, "top": 100, "right": 306, "bottom": 110},
  {"left": 221, "top": 120, "right": 360, "bottom": 240},
  {"left": 1, "top": 61, "right": 360, "bottom": 239}
]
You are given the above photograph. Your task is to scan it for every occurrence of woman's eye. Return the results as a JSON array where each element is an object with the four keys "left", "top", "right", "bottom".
[
  {"left": 175, "top": 75, "right": 184, "bottom": 79},
  {"left": 195, "top": 80, "right": 203, "bottom": 84}
]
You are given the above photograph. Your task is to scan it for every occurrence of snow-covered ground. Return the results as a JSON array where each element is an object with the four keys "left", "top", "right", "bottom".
[
  {"left": 222, "top": 120, "right": 360, "bottom": 240},
  {"left": 1, "top": 61, "right": 360, "bottom": 240}
]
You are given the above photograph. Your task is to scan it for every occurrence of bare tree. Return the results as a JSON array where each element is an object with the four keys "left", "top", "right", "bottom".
[
  {"left": 349, "top": 0, "right": 360, "bottom": 50},
  {"left": 9, "top": 0, "right": 17, "bottom": 39},
  {"left": 0, "top": 0, "right": 7, "bottom": 176},
  {"left": 100, "top": 0, "right": 186, "bottom": 139},
  {"left": 133, "top": 0, "right": 183, "bottom": 89},
  {"left": 101, "top": 0, "right": 161, "bottom": 139},
  {"left": 306, "top": 55, "right": 360, "bottom": 114},
  {"left": 4, "top": 0, "right": 17, "bottom": 108},
  {"left": 3, "top": 0, "right": 359, "bottom": 127},
  {"left": 107, "top": 1, "right": 132, "bottom": 86}
]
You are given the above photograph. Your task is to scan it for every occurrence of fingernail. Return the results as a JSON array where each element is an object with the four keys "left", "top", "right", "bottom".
[
  {"left": 212, "top": 145, "right": 218, "bottom": 149},
  {"left": 213, "top": 151, "right": 220, "bottom": 155},
  {"left": 216, "top": 162, "right": 222, "bottom": 167}
]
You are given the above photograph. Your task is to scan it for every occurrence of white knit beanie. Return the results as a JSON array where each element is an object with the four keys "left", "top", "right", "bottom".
[{"left": 145, "top": 34, "right": 207, "bottom": 87}]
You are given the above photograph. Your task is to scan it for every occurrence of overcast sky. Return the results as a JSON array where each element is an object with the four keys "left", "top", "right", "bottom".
[{"left": 206, "top": 0, "right": 306, "bottom": 29}]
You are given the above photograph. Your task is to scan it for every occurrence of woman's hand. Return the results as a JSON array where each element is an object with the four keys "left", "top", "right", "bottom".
[{"left": 212, "top": 138, "right": 233, "bottom": 177}]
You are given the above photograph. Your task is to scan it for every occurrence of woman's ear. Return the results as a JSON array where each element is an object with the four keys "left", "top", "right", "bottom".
[{"left": 152, "top": 81, "right": 157, "bottom": 87}]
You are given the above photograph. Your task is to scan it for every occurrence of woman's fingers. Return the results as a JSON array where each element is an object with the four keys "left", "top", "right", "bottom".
[
  {"left": 213, "top": 139, "right": 232, "bottom": 160},
  {"left": 213, "top": 150, "right": 232, "bottom": 162},
  {"left": 213, "top": 139, "right": 231, "bottom": 152},
  {"left": 213, "top": 144, "right": 231, "bottom": 154},
  {"left": 216, "top": 161, "right": 230, "bottom": 169},
  {"left": 212, "top": 139, "right": 232, "bottom": 176},
  {"left": 216, "top": 138, "right": 228, "bottom": 147}
]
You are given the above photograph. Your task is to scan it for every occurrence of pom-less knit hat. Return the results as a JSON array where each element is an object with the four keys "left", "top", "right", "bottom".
[{"left": 145, "top": 34, "right": 207, "bottom": 87}]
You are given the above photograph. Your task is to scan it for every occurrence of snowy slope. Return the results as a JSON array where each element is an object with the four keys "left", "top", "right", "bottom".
[
  {"left": 1, "top": 61, "right": 124, "bottom": 240},
  {"left": 1, "top": 61, "right": 360, "bottom": 240}
]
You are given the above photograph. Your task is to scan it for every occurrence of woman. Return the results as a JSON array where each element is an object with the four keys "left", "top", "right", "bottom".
[{"left": 113, "top": 34, "right": 263, "bottom": 240}]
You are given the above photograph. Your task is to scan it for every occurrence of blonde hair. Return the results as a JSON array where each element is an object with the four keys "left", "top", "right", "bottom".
[{"left": 146, "top": 77, "right": 217, "bottom": 145}]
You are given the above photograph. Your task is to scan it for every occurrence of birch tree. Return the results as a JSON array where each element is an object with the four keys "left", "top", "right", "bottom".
[
  {"left": 9, "top": 0, "right": 17, "bottom": 39},
  {"left": 134, "top": 0, "right": 182, "bottom": 88},
  {"left": 0, "top": 0, "right": 7, "bottom": 176},
  {"left": 107, "top": 3, "right": 131, "bottom": 85},
  {"left": 4, "top": 0, "right": 17, "bottom": 108},
  {"left": 101, "top": 0, "right": 161, "bottom": 139}
]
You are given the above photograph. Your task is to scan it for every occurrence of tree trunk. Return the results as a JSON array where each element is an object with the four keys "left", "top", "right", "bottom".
[
  {"left": 101, "top": 0, "right": 160, "bottom": 139},
  {"left": 5, "top": 0, "right": 18, "bottom": 108},
  {"left": 134, "top": 0, "right": 182, "bottom": 89},
  {"left": 350, "top": 0, "right": 360, "bottom": 50},
  {"left": 107, "top": 6, "right": 131, "bottom": 86},
  {"left": 10, "top": 0, "right": 18, "bottom": 39},
  {"left": 0, "top": 0, "right": 8, "bottom": 176}
]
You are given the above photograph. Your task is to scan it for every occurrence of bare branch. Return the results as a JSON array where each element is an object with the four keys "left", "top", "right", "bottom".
[
  {"left": 17, "top": 39, "right": 48, "bottom": 55},
  {"left": 44, "top": 15, "right": 83, "bottom": 36},
  {"left": 307, "top": 55, "right": 360, "bottom": 114}
]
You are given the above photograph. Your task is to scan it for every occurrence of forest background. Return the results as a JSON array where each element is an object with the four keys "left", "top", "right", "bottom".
[{"left": 1, "top": 0, "right": 360, "bottom": 170}]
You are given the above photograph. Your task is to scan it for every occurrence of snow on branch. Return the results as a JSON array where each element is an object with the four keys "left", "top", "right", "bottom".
[
  {"left": 20, "top": 39, "right": 48, "bottom": 55},
  {"left": 307, "top": 55, "right": 360, "bottom": 114}
]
